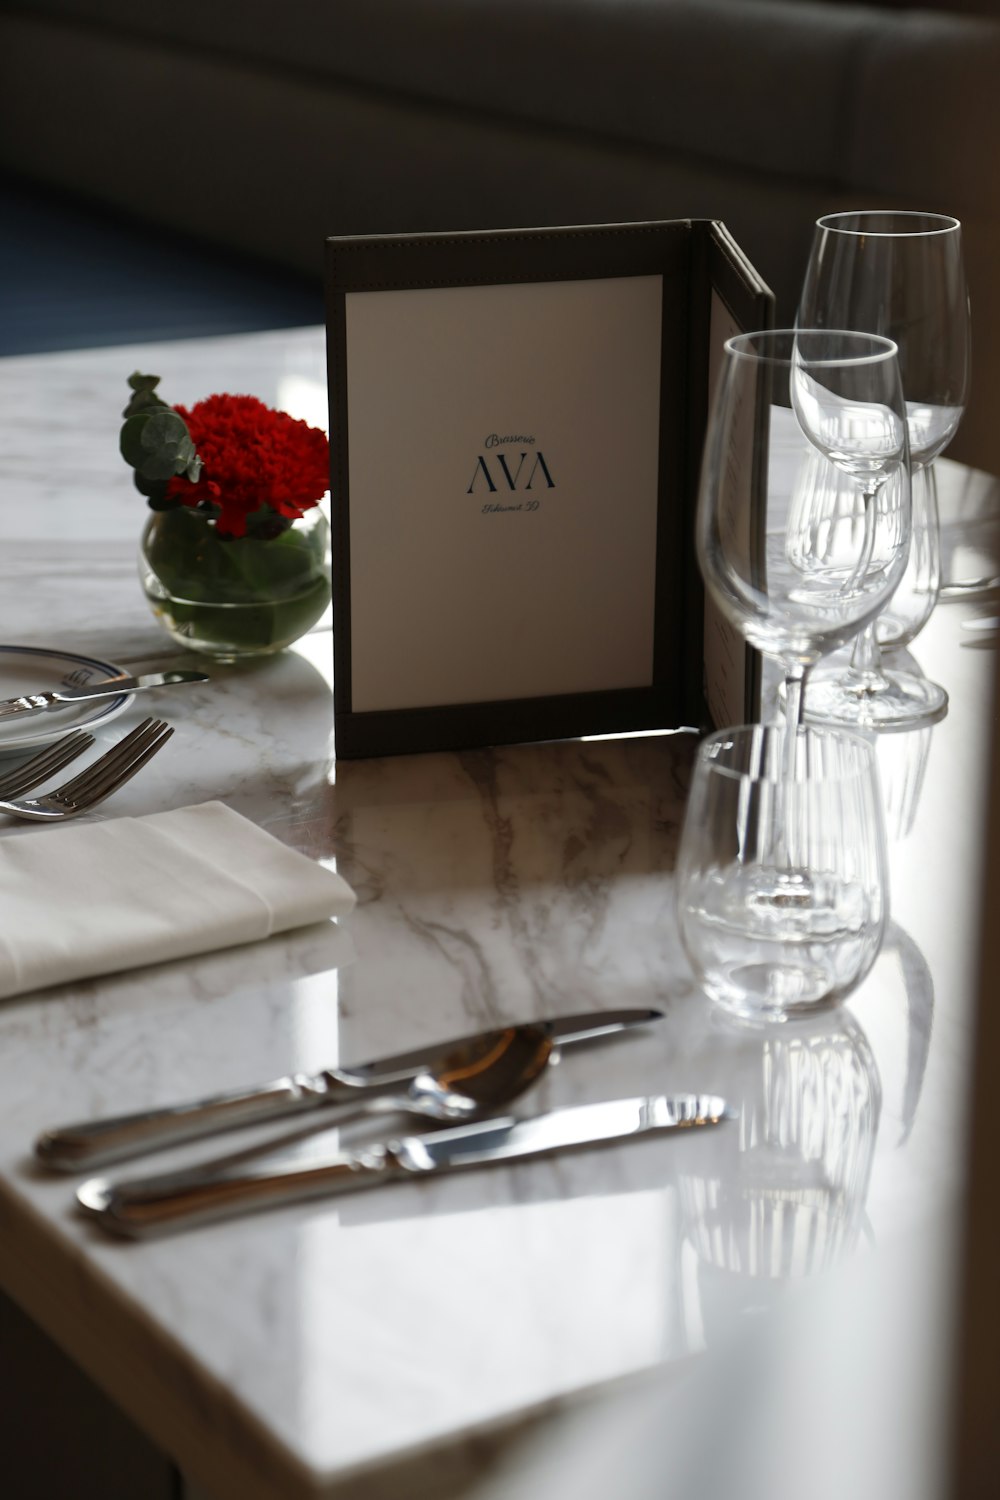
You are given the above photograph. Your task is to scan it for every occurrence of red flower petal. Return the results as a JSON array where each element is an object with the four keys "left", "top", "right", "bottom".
[{"left": 165, "top": 395, "right": 329, "bottom": 527}]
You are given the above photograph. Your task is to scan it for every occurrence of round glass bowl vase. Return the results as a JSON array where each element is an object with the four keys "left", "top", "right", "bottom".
[{"left": 139, "top": 504, "right": 331, "bottom": 662}]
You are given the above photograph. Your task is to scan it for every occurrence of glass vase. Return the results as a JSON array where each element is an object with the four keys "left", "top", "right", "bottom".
[{"left": 139, "top": 504, "right": 331, "bottom": 661}]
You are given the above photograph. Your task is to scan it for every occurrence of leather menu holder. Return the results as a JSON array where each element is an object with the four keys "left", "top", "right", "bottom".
[{"left": 325, "top": 220, "right": 772, "bottom": 760}]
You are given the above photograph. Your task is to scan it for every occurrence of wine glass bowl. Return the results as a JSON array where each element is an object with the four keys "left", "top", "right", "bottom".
[
  {"left": 796, "top": 210, "right": 970, "bottom": 726},
  {"left": 799, "top": 211, "right": 970, "bottom": 468},
  {"left": 789, "top": 352, "right": 907, "bottom": 489},
  {"left": 697, "top": 328, "right": 911, "bottom": 734}
]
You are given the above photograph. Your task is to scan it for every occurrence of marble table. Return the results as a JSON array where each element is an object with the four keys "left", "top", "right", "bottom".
[{"left": 0, "top": 327, "right": 996, "bottom": 1500}]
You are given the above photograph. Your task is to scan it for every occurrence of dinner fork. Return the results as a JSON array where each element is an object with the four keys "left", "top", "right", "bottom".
[
  {"left": 0, "top": 718, "right": 173, "bottom": 821},
  {"left": 0, "top": 730, "right": 94, "bottom": 799}
]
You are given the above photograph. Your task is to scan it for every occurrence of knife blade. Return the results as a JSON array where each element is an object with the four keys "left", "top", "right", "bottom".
[
  {"left": 0, "top": 670, "right": 209, "bottom": 719},
  {"left": 77, "top": 1093, "right": 732, "bottom": 1237},
  {"left": 35, "top": 1007, "right": 663, "bottom": 1171}
]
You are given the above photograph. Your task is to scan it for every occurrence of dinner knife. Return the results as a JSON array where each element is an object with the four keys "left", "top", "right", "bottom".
[
  {"left": 0, "top": 669, "right": 209, "bottom": 718},
  {"left": 36, "top": 1007, "right": 664, "bottom": 1171},
  {"left": 77, "top": 1093, "right": 732, "bottom": 1237}
]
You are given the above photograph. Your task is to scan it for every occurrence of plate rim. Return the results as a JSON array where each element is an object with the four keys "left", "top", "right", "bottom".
[{"left": 0, "top": 643, "right": 135, "bottom": 749}]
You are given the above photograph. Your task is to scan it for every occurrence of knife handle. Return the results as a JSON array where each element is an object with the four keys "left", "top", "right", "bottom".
[
  {"left": 35, "top": 1072, "right": 369, "bottom": 1172},
  {"left": 0, "top": 695, "right": 51, "bottom": 719},
  {"left": 78, "top": 1142, "right": 398, "bottom": 1237}
]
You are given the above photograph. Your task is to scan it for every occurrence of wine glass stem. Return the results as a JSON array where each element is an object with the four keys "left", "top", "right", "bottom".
[
  {"left": 848, "top": 621, "right": 882, "bottom": 683},
  {"left": 783, "top": 667, "right": 805, "bottom": 779}
]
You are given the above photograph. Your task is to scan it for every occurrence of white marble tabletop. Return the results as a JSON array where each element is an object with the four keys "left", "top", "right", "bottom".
[{"left": 0, "top": 327, "right": 996, "bottom": 1500}]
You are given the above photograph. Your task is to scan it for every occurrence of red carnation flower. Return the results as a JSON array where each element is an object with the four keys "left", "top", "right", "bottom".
[{"left": 165, "top": 394, "right": 329, "bottom": 538}]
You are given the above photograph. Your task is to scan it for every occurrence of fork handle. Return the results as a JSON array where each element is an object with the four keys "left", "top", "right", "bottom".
[
  {"left": 34, "top": 1073, "right": 358, "bottom": 1171},
  {"left": 0, "top": 695, "right": 54, "bottom": 719}
]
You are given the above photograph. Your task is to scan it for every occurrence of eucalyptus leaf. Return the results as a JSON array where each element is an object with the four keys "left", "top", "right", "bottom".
[
  {"left": 142, "top": 408, "right": 190, "bottom": 450},
  {"left": 120, "top": 412, "right": 153, "bottom": 468},
  {"left": 121, "top": 374, "right": 204, "bottom": 498},
  {"left": 121, "top": 409, "right": 193, "bottom": 481},
  {"left": 123, "top": 371, "right": 169, "bottom": 419}
]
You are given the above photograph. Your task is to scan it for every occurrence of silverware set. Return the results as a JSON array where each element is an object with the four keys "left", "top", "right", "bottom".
[
  {"left": 75, "top": 1093, "right": 731, "bottom": 1238},
  {"left": 33, "top": 1010, "right": 733, "bottom": 1237},
  {"left": 0, "top": 718, "right": 173, "bottom": 821},
  {"left": 14, "top": 676, "right": 731, "bottom": 1237},
  {"left": 0, "top": 667, "right": 204, "bottom": 819}
]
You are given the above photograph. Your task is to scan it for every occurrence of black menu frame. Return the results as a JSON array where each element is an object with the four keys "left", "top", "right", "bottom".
[{"left": 325, "top": 220, "right": 772, "bottom": 759}]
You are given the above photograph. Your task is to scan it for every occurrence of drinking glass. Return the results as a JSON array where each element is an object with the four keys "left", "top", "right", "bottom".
[
  {"left": 676, "top": 723, "right": 888, "bottom": 1023},
  {"left": 797, "top": 211, "right": 971, "bottom": 727},
  {"left": 697, "top": 329, "right": 910, "bottom": 759}
]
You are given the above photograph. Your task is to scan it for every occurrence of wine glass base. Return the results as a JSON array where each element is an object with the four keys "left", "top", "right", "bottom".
[
  {"left": 801, "top": 667, "right": 949, "bottom": 730},
  {"left": 704, "top": 976, "right": 843, "bottom": 1026}
]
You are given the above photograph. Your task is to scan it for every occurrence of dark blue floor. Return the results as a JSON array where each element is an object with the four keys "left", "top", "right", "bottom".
[{"left": 0, "top": 175, "right": 323, "bottom": 354}]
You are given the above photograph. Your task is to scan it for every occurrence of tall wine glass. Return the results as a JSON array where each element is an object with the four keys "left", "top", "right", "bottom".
[
  {"left": 797, "top": 211, "right": 970, "bottom": 727},
  {"left": 697, "top": 328, "right": 910, "bottom": 774}
]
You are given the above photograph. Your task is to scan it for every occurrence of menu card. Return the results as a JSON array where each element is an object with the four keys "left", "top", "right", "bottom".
[{"left": 325, "top": 221, "right": 771, "bottom": 759}]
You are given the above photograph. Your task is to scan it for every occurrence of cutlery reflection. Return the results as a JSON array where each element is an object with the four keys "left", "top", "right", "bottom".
[
  {"left": 36, "top": 1008, "right": 663, "bottom": 1170},
  {"left": 78, "top": 1094, "right": 732, "bottom": 1237}
]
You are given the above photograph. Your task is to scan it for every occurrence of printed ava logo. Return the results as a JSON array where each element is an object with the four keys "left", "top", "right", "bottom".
[{"left": 467, "top": 433, "right": 554, "bottom": 514}]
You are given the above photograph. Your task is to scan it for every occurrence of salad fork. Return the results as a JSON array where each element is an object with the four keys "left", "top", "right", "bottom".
[
  {"left": 0, "top": 730, "right": 94, "bottom": 799},
  {"left": 0, "top": 718, "right": 173, "bottom": 821}
]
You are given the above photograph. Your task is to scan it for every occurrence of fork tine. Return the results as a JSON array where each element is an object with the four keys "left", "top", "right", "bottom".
[
  {"left": 55, "top": 717, "right": 170, "bottom": 810},
  {"left": 0, "top": 731, "right": 95, "bottom": 799},
  {"left": 0, "top": 721, "right": 173, "bottom": 821},
  {"left": 64, "top": 726, "right": 174, "bottom": 811},
  {"left": 73, "top": 725, "right": 174, "bottom": 807},
  {"left": 52, "top": 720, "right": 161, "bottom": 804}
]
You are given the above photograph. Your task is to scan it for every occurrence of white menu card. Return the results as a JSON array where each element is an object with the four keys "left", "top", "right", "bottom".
[{"left": 346, "top": 275, "right": 663, "bottom": 713}]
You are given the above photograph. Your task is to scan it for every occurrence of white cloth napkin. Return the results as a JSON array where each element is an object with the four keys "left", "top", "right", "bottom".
[{"left": 0, "top": 801, "right": 356, "bottom": 1000}]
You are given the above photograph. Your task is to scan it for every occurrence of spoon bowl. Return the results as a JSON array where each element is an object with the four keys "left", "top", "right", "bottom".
[
  {"left": 37, "top": 1023, "right": 559, "bottom": 1171},
  {"left": 403, "top": 1025, "right": 558, "bottom": 1120}
]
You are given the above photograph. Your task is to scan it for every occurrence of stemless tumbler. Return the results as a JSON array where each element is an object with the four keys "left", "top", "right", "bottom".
[{"left": 676, "top": 724, "right": 888, "bottom": 1023}]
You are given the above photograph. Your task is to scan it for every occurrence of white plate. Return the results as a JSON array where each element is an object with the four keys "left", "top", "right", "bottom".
[{"left": 0, "top": 646, "right": 135, "bottom": 753}]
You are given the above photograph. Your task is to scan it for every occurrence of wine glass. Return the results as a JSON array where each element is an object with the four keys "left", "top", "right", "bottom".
[
  {"left": 697, "top": 328, "right": 910, "bottom": 765},
  {"left": 797, "top": 211, "right": 971, "bottom": 727},
  {"left": 676, "top": 722, "right": 888, "bottom": 1022}
]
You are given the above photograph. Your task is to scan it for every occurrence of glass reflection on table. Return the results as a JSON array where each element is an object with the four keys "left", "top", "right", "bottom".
[{"left": 677, "top": 1007, "right": 882, "bottom": 1344}]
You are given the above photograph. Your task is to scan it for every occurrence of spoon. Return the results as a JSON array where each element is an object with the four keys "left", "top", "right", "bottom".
[{"left": 36, "top": 1024, "right": 559, "bottom": 1172}]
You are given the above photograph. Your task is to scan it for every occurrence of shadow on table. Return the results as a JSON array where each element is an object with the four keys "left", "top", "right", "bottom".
[{"left": 325, "top": 729, "right": 701, "bottom": 896}]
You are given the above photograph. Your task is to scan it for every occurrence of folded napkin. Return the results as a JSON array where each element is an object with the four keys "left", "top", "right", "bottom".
[{"left": 0, "top": 801, "right": 355, "bottom": 1001}]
